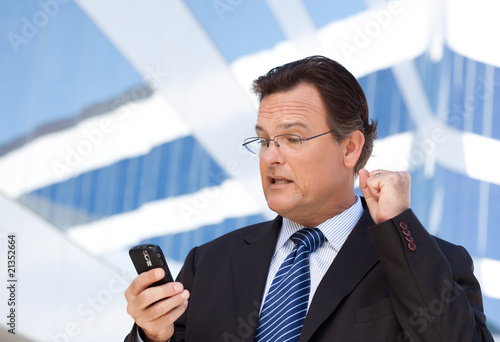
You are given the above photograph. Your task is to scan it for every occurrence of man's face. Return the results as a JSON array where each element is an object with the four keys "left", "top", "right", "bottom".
[{"left": 256, "top": 82, "right": 355, "bottom": 226}]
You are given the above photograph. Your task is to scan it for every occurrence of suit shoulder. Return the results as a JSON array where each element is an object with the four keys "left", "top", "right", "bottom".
[{"left": 193, "top": 217, "right": 280, "bottom": 254}]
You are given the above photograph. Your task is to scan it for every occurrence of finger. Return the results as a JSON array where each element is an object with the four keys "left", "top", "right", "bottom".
[
  {"left": 125, "top": 268, "right": 165, "bottom": 301},
  {"left": 127, "top": 282, "right": 186, "bottom": 323},
  {"left": 134, "top": 282, "right": 185, "bottom": 311},
  {"left": 138, "top": 289, "right": 190, "bottom": 323},
  {"left": 157, "top": 299, "right": 189, "bottom": 327},
  {"left": 360, "top": 168, "right": 381, "bottom": 200},
  {"left": 168, "top": 299, "right": 189, "bottom": 322},
  {"left": 358, "top": 169, "right": 370, "bottom": 199},
  {"left": 366, "top": 178, "right": 381, "bottom": 200}
]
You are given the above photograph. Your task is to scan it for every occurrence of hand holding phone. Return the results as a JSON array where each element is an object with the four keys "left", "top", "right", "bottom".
[
  {"left": 129, "top": 244, "right": 174, "bottom": 287},
  {"left": 126, "top": 244, "right": 188, "bottom": 342}
]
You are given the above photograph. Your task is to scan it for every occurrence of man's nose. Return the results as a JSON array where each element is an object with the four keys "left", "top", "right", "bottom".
[{"left": 260, "top": 140, "right": 285, "bottom": 164}]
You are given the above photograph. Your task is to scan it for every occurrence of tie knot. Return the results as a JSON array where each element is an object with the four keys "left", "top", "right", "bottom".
[{"left": 291, "top": 227, "right": 326, "bottom": 253}]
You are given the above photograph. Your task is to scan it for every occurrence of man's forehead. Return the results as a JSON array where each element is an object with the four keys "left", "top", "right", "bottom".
[{"left": 255, "top": 121, "right": 308, "bottom": 132}]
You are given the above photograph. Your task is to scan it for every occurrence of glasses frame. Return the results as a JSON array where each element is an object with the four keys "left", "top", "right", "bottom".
[{"left": 243, "top": 129, "right": 335, "bottom": 156}]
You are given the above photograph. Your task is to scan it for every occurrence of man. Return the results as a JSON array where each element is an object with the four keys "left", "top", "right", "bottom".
[{"left": 125, "top": 56, "right": 493, "bottom": 341}]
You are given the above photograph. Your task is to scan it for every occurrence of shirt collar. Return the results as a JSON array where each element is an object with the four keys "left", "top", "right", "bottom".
[{"left": 277, "top": 196, "right": 364, "bottom": 253}]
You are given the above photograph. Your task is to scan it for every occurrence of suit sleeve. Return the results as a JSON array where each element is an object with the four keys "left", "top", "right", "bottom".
[
  {"left": 368, "top": 209, "right": 494, "bottom": 342},
  {"left": 123, "top": 323, "right": 176, "bottom": 342},
  {"left": 171, "top": 247, "right": 198, "bottom": 342}
]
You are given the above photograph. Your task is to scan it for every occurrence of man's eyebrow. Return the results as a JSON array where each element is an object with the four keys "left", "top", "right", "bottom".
[
  {"left": 255, "top": 122, "right": 308, "bottom": 133},
  {"left": 277, "top": 122, "right": 308, "bottom": 130}
]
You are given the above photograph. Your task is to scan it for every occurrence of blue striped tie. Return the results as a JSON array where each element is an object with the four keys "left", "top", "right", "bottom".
[{"left": 255, "top": 227, "right": 326, "bottom": 342}]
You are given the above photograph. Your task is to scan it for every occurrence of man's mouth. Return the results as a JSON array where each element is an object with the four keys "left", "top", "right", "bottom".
[{"left": 272, "top": 177, "right": 293, "bottom": 184}]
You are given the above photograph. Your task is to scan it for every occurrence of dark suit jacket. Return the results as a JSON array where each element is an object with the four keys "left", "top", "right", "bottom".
[{"left": 126, "top": 204, "right": 494, "bottom": 341}]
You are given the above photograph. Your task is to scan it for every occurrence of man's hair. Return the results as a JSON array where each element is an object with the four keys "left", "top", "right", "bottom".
[{"left": 252, "top": 55, "right": 378, "bottom": 174}]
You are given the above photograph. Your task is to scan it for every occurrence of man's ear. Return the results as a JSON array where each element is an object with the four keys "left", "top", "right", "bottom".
[{"left": 343, "top": 130, "right": 365, "bottom": 169}]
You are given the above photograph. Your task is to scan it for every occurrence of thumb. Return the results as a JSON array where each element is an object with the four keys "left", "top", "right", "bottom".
[{"left": 358, "top": 168, "right": 370, "bottom": 198}]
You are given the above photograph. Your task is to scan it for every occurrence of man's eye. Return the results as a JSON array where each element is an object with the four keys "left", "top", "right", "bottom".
[{"left": 287, "top": 137, "right": 301, "bottom": 144}]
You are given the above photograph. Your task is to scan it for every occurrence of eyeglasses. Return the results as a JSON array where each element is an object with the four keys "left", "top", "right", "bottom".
[{"left": 242, "top": 130, "right": 335, "bottom": 156}]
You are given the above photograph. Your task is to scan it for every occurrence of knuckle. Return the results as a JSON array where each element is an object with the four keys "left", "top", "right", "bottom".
[
  {"left": 136, "top": 273, "right": 149, "bottom": 288},
  {"left": 138, "top": 288, "right": 153, "bottom": 306},
  {"left": 399, "top": 170, "right": 410, "bottom": 179},
  {"left": 404, "top": 172, "right": 411, "bottom": 182},
  {"left": 129, "top": 276, "right": 143, "bottom": 293},
  {"left": 162, "top": 282, "right": 174, "bottom": 295},
  {"left": 398, "top": 172, "right": 410, "bottom": 185},
  {"left": 151, "top": 300, "right": 167, "bottom": 318},
  {"left": 124, "top": 284, "right": 135, "bottom": 300},
  {"left": 165, "top": 282, "right": 182, "bottom": 298},
  {"left": 126, "top": 302, "right": 136, "bottom": 317}
]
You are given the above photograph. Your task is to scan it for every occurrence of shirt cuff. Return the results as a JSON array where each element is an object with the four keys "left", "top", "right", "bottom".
[{"left": 136, "top": 329, "right": 171, "bottom": 342}]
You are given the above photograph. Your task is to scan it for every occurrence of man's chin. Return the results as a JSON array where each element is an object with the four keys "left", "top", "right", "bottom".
[{"left": 266, "top": 199, "right": 296, "bottom": 217}]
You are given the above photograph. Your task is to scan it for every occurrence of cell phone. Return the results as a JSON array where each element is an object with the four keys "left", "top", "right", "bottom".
[{"left": 129, "top": 244, "right": 174, "bottom": 287}]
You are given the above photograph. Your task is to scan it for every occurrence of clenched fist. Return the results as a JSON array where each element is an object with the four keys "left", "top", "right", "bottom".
[{"left": 358, "top": 169, "right": 411, "bottom": 224}]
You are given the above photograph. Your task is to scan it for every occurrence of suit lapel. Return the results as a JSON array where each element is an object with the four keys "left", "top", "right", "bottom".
[
  {"left": 300, "top": 207, "right": 379, "bottom": 341},
  {"left": 230, "top": 216, "right": 282, "bottom": 341}
]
